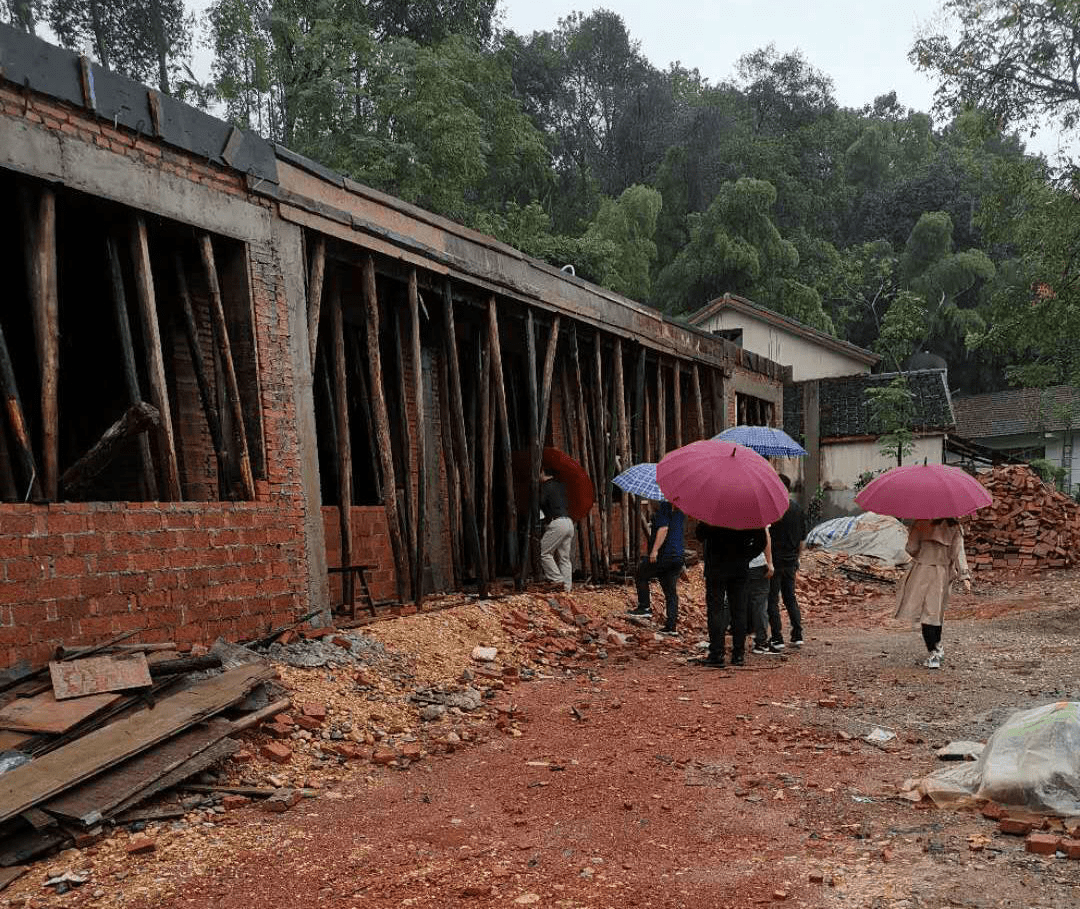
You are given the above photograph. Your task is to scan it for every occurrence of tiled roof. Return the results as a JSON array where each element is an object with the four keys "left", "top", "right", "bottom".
[
  {"left": 951, "top": 386, "right": 1080, "bottom": 440},
  {"left": 784, "top": 369, "right": 955, "bottom": 440},
  {"left": 688, "top": 293, "right": 880, "bottom": 366}
]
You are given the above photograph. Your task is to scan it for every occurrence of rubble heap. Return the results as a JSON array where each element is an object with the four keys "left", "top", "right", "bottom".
[{"left": 962, "top": 465, "right": 1080, "bottom": 571}]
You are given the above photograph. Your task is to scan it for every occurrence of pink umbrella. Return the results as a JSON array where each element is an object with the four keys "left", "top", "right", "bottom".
[
  {"left": 656, "top": 440, "right": 789, "bottom": 529},
  {"left": 854, "top": 463, "right": 992, "bottom": 519}
]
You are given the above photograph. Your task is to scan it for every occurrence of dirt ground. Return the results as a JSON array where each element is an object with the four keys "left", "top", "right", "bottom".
[{"left": 9, "top": 566, "right": 1080, "bottom": 909}]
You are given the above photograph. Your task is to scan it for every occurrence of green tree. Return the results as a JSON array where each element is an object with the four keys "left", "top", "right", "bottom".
[
  {"left": 2, "top": 0, "right": 39, "bottom": 32},
  {"left": 47, "top": 0, "right": 192, "bottom": 94},
  {"left": 866, "top": 375, "right": 916, "bottom": 466},
  {"left": 581, "top": 184, "right": 662, "bottom": 299}
]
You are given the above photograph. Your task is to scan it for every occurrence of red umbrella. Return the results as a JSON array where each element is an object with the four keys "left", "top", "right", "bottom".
[
  {"left": 854, "top": 463, "right": 992, "bottom": 519},
  {"left": 656, "top": 440, "right": 788, "bottom": 529},
  {"left": 512, "top": 447, "right": 595, "bottom": 521}
]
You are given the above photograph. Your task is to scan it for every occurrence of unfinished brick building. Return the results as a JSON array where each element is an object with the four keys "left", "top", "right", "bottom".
[{"left": 0, "top": 25, "right": 789, "bottom": 668}]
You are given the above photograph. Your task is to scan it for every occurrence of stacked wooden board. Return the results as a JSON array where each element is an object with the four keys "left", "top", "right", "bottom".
[{"left": 962, "top": 465, "right": 1080, "bottom": 571}]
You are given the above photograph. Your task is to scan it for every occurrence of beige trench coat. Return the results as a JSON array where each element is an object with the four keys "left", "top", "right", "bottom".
[{"left": 894, "top": 520, "right": 970, "bottom": 626}]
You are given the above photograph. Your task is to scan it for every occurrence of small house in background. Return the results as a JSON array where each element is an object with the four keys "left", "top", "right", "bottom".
[
  {"left": 688, "top": 293, "right": 879, "bottom": 382},
  {"left": 783, "top": 369, "right": 956, "bottom": 519},
  {"left": 950, "top": 386, "right": 1080, "bottom": 494}
]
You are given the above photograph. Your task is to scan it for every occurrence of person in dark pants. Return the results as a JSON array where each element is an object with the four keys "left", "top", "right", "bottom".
[
  {"left": 768, "top": 474, "right": 806, "bottom": 647},
  {"left": 694, "top": 523, "right": 767, "bottom": 667},
  {"left": 629, "top": 501, "right": 686, "bottom": 634}
]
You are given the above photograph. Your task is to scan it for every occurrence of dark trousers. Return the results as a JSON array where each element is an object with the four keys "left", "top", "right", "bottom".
[
  {"left": 767, "top": 563, "right": 802, "bottom": 642},
  {"left": 746, "top": 566, "right": 771, "bottom": 646},
  {"left": 705, "top": 573, "right": 748, "bottom": 660},
  {"left": 636, "top": 558, "right": 682, "bottom": 629},
  {"left": 921, "top": 623, "right": 942, "bottom": 652}
]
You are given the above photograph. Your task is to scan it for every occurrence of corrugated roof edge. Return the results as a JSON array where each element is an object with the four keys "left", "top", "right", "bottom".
[{"left": 688, "top": 293, "right": 880, "bottom": 364}]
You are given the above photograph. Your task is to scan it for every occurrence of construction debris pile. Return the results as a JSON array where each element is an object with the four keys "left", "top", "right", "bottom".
[{"left": 962, "top": 465, "right": 1080, "bottom": 572}]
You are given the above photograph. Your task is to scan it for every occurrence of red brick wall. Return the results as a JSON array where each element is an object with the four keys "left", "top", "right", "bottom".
[{"left": 0, "top": 88, "right": 314, "bottom": 668}]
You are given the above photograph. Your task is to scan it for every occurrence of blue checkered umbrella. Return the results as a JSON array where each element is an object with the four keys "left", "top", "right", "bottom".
[
  {"left": 713, "top": 425, "right": 808, "bottom": 457},
  {"left": 612, "top": 462, "right": 665, "bottom": 501}
]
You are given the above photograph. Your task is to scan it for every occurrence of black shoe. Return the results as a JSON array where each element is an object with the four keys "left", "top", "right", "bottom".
[
  {"left": 767, "top": 642, "right": 784, "bottom": 654},
  {"left": 769, "top": 638, "right": 786, "bottom": 650},
  {"left": 730, "top": 653, "right": 745, "bottom": 666},
  {"left": 659, "top": 628, "right": 678, "bottom": 637},
  {"left": 751, "top": 643, "right": 769, "bottom": 655},
  {"left": 627, "top": 607, "right": 650, "bottom": 616},
  {"left": 692, "top": 654, "right": 725, "bottom": 668},
  {"left": 791, "top": 637, "right": 804, "bottom": 647}
]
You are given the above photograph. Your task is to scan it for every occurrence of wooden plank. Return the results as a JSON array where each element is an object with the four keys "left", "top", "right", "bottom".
[
  {"left": 106, "top": 236, "right": 158, "bottom": 499},
  {"left": 521, "top": 308, "right": 540, "bottom": 584},
  {"left": 0, "top": 731, "right": 32, "bottom": 751},
  {"left": 392, "top": 306, "right": 416, "bottom": 600},
  {"left": 0, "top": 663, "right": 271, "bottom": 824},
  {"left": 43, "top": 719, "right": 233, "bottom": 826},
  {"left": 441, "top": 280, "right": 487, "bottom": 594},
  {"left": 364, "top": 258, "right": 410, "bottom": 603},
  {"left": 673, "top": 359, "right": 683, "bottom": 449},
  {"left": 710, "top": 368, "right": 725, "bottom": 435},
  {"left": 130, "top": 214, "right": 182, "bottom": 500},
  {"left": 0, "top": 830, "right": 66, "bottom": 868},
  {"left": 0, "top": 317, "right": 42, "bottom": 501},
  {"left": 657, "top": 359, "right": 667, "bottom": 458},
  {"left": 436, "top": 350, "right": 461, "bottom": 587},
  {"left": 409, "top": 272, "right": 427, "bottom": 605},
  {"left": 327, "top": 281, "right": 354, "bottom": 613},
  {"left": 199, "top": 234, "right": 255, "bottom": 500},
  {"left": 487, "top": 296, "right": 517, "bottom": 570},
  {"left": 0, "top": 690, "right": 121, "bottom": 734},
  {"left": 48, "top": 653, "right": 151, "bottom": 701},
  {"left": 19, "top": 185, "right": 59, "bottom": 500},
  {"left": 109, "top": 738, "right": 239, "bottom": 817},
  {"left": 479, "top": 330, "right": 494, "bottom": 579},
  {"left": 632, "top": 344, "right": 646, "bottom": 562},
  {"left": 595, "top": 334, "right": 612, "bottom": 577},
  {"left": 306, "top": 235, "right": 326, "bottom": 372},
  {"left": 536, "top": 315, "right": 561, "bottom": 450},
  {"left": 0, "top": 866, "right": 27, "bottom": 891},
  {"left": 569, "top": 330, "right": 597, "bottom": 577}
]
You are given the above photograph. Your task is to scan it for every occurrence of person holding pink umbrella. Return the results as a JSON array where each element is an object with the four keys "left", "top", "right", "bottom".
[
  {"left": 854, "top": 462, "right": 990, "bottom": 670},
  {"left": 895, "top": 519, "right": 972, "bottom": 669}
]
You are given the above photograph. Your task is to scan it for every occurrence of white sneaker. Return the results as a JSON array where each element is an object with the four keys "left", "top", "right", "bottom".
[{"left": 924, "top": 651, "right": 942, "bottom": 669}]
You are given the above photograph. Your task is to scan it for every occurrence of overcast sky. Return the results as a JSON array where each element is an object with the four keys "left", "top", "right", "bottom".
[{"left": 183, "top": 0, "right": 1072, "bottom": 160}]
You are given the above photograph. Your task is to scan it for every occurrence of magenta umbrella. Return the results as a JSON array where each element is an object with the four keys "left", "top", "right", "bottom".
[
  {"left": 656, "top": 440, "right": 789, "bottom": 529},
  {"left": 854, "top": 463, "right": 992, "bottom": 519}
]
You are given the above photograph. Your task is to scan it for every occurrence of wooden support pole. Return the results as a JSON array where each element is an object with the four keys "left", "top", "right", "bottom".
[
  {"left": 327, "top": 282, "right": 355, "bottom": 614},
  {"left": 657, "top": 359, "right": 667, "bottom": 458},
  {"left": 673, "top": 360, "right": 683, "bottom": 449},
  {"left": 131, "top": 215, "right": 182, "bottom": 501},
  {"left": 392, "top": 305, "right": 416, "bottom": 602},
  {"left": 345, "top": 329, "right": 381, "bottom": 504},
  {"left": 559, "top": 360, "right": 589, "bottom": 576},
  {"left": 691, "top": 363, "right": 705, "bottom": 441},
  {"left": 613, "top": 338, "right": 629, "bottom": 573},
  {"left": 306, "top": 235, "right": 326, "bottom": 372},
  {"left": 106, "top": 237, "right": 157, "bottom": 499},
  {"left": 537, "top": 315, "right": 561, "bottom": 449},
  {"left": 437, "top": 349, "right": 461, "bottom": 588},
  {"left": 20, "top": 186, "right": 59, "bottom": 500},
  {"left": 711, "top": 368, "right": 726, "bottom": 435},
  {"left": 644, "top": 389, "right": 653, "bottom": 466},
  {"left": 61, "top": 402, "right": 160, "bottom": 493},
  {"left": 487, "top": 296, "right": 518, "bottom": 571},
  {"left": 0, "top": 319, "right": 42, "bottom": 501},
  {"left": 441, "top": 280, "right": 487, "bottom": 594},
  {"left": 408, "top": 271, "right": 427, "bottom": 606},
  {"left": 174, "top": 253, "right": 230, "bottom": 494},
  {"left": 479, "top": 331, "right": 495, "bottom": 580},
  {"left": 570, "top": 328, "right": 597, "bottom": 578},
  {"left": 521, "top": 309, "right": 540, "bottom": 585},
  {"left": 632, "top": 345, "right": 646, "bottom": 563},
  {"left": 0, "top": 418, "right": 17, "bottom": 501},
  {"left": 593, "top": 332, "right": 611, "bottom": 577},
  {"left": 199, "top": 234, "right": 255, "bottom": 500},
  {"left": 364, "top": 257, "right": 410, "bottom": 604}
]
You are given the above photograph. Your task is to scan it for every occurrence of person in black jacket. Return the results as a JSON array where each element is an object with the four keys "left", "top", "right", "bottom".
[
  {"left": 694, "top": 522, "right": 767, "bottom": 667},
  {"left": 767, "top": 474, "right": 807, "bottom": 647}
]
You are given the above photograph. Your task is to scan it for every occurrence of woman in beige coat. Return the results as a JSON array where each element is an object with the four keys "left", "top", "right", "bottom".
[{"left": 894, "top": 518, "right": 971, "bottom": 669}]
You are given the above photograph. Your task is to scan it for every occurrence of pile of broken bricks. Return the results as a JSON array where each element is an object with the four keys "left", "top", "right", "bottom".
[{"left": 978, "top": 802, "right": 1080, "bottom": 859}]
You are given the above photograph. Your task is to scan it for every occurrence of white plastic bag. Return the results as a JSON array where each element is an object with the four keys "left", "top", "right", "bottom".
[{"left": 918, "top": 702, "right": 1080, "bottom": 814}]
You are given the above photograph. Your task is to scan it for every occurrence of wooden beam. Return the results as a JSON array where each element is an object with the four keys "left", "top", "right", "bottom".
[
  {"left": 60, "top": 402, "right": 160, "bottom": 493},
  {"left": 364, "top": 257, "right": 410, "bottom": 603},
  {"left": 479, "top": 329, "right": 495, "bottom": 580},
  {"left": 537, "top": 315, "right": 561, "bottom": 449},
  {"left": 0, "top": 319, "right": 42, "bottom": 501},
  {"left": 174, "top": 253, "right": 230, "bottom": 494},
  {"left": 327, "top": 281, "right": 355, "bottom": 614},
  {"left": 130, "top": 215, "right": 181, "bottom": 501},
  {"left": 198, "top": 234, "right": 255, "bottom": 500},
  {"left": 437, "top": 349, "right": 461, "bottom": 588},
  {"left": 20, "top": 186, "right": 59, "bottom": 500},
  {"left": 691, "top": 363, "right": 705, "bottom": 441},
  {"left": 711, "top": 368, "right": 726, "bottom": 436},
  {"left": 673, "top": 359, "right": 683, "bottom": 449},
  {"left": 657, "top": 359, "right": 667, "bottom": 459},
  {"left": 569, "top": 329, "right": 596, "bottom": 578},
  {"left": 521, "top": 308, "right": 540, "bottom": 585},
  {"left": 106, "top": 237, "right": 157, "bottom": 499},
  {"left": 392, "top": 305, "right": 416, "bottom": 602},
  {"left": 345, "top": 328, "right": 381, "bottom": 503},
  {"left": 0, "top": 416, "right": 17, "bottom": 502},
  {"left": 409, "top": 272, "right": 427, "bottom": 605},
  {"left": 306, "top": 235, "right": 326, "bottom": 372},
  {"left": 644, "top": 388, "right": 653, "bottom": 466},
  {"left": 440, "top": 280, "right": 487, "bottom": 594},
  {"left": 613, "top": 338, "right": 629, "bottom": 572},
  {"left": 593, "top": 333, "right": 611, "bottom": 577},
  {"left": 487, "top": 296, "right": 518, "bottom": 570}
]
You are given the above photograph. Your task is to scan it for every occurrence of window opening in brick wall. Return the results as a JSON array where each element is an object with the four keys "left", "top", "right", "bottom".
[
  {"left": 736, "top": 392, "right": 774, "bottom": 427},
  {"left": 713, "top": 328, "right": 743, "bottom": 347},
  {"left": 0, "top": 170, "right": 264, "bottom": 503}
]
